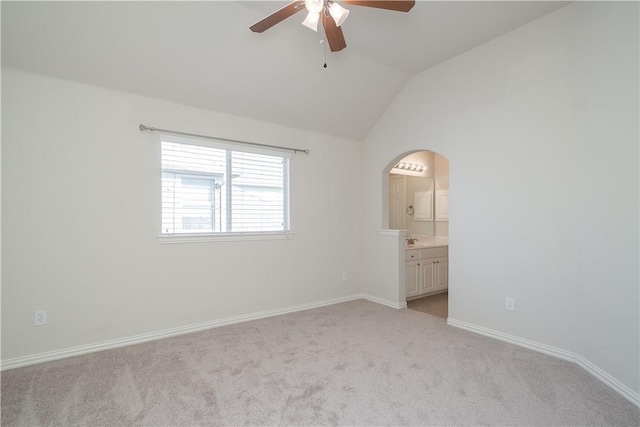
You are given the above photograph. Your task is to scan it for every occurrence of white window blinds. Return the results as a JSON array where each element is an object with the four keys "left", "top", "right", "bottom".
[{"left": 161, "top": 139, "right": 290, "bottom": 236}]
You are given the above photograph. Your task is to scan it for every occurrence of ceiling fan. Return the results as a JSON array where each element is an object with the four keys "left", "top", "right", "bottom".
[{"left": 249, "top": 0, "right": 415, "bottom": 52}]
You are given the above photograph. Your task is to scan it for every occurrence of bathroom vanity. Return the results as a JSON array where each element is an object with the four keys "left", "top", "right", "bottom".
[{"left": 405, "top": 240, "right": 448, "bottom": 299}]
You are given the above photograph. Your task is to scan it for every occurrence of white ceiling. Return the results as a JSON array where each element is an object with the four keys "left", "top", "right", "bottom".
[{"left": 1, "top": 1, "right": 569, "bottom": 139}]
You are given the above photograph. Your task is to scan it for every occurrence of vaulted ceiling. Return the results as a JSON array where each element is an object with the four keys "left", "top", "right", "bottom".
[{"left": 1, "top": 1, "right": 569, "bottom": 139}]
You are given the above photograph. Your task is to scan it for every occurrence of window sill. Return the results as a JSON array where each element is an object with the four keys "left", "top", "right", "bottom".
[{"left": 157, "top": 232, "right": 294, "bottom": 244}]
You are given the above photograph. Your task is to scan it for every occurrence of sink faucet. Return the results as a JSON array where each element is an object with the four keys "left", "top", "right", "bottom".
[{"left": 406, "top": 238, "right": 418, "bottom": 245}]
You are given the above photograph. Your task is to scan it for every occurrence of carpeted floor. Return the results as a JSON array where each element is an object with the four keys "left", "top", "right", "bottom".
[{"left": 2, "top": 299, "right": 639, "bottom": 426}]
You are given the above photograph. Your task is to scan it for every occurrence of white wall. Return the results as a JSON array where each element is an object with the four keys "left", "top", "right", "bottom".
[
  {"left": 433, "top": 153, "right": 449, "bottom": 237},
  {"left": 1, "top": 69, "right": 363, "bottom": 361},
  {"left": 362, "top": 1, "right": 639, "bottom": 397}
]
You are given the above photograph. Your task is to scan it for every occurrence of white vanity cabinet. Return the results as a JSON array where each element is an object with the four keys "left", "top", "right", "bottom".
[
  {"left": 405, "top": 260, "right": 421, "bottom": 298},
  {"left": 405, "top": 246, "right": 448, "bottom": 299}
]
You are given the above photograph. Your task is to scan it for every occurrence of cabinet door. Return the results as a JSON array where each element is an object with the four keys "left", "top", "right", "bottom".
[
  {"left": 434, "top": 257, "right": 448, "bottom": 290},
  {"left": 405, "top": 260, "right": 421, "bottom": 298},
  {"left": 435, "top": 190, "right": 449, "bottom": 221},
  {"left": 420, "top": 260, "right": 436, "bottom": 294},
  {"left": 414, "top": 191, "right": 433, "bottom": 221}
]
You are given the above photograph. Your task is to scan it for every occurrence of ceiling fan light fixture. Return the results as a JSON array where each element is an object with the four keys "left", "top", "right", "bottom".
[
  {"left": 304, "top": 0, "right": 324, "bottom": 14},
  {"left": 329, "top": 2, "right": 349, "bottom": 27},
  {"left": 301, "top": 11, "right": 320, "bottom": 31}
]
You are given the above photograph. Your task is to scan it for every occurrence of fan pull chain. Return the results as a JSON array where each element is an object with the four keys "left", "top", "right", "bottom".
[{"left": 322, "top": 34, "right": 328, "bottom": 68}]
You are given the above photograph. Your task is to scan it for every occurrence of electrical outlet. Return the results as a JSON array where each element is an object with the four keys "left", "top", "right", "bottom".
[
  {"left": 505, "top": 297, "right": 516, "bottom": 312},
  {"left": 34, "top": 310, "right": 47, "bottom": 326},
  {"left": 342, "top": 272, "right": 348, "bottom": 281}
]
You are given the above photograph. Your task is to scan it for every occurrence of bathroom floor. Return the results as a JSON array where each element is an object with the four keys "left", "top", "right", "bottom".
[{"left": 407, "top": 292, "right": 448, "bottom": 319}]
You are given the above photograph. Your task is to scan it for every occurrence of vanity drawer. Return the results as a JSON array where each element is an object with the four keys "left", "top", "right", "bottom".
[
  {"left": 420, "top": 247, "right": 448, "bottom": 259},
  {"left": 406, "top": 246, "right": 448, "bottom": 261}
]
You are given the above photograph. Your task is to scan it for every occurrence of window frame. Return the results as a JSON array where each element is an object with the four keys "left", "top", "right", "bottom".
[{"left": 158, "top": 134, "right": 293, "bottom": 243}]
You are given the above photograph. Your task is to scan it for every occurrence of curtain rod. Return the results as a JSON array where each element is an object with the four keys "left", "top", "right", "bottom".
[{"left": 139, "top": 124, "right": 310, "bottom": 155}]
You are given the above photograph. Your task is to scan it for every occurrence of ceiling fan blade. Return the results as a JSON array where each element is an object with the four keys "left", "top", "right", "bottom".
[
  {"left": 341, "top": 0, "right": 415, "bottom": 12},
  {"left": 322, "top": 13, "right": 347, "bottom": 52},
  {"left": 249, "top": 1, "right": 305, "bottom": 33}
]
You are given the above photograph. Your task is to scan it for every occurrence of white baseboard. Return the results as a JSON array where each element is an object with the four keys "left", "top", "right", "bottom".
[
  {"left": 2, "top": 294, "right": 370, "bottom": 371},
  {"left": 447, "top": 317, "right": 640, "bottom": 407},
  {"left": 362, "top": 293, "right": 407, "bottom": 309},
  {"left": 2, "top": 294, "right": 407, "bottom": 371}
]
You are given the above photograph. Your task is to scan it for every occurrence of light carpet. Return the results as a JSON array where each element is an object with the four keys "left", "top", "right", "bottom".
[{"left": 2, "top": 299, "right": 639, "bottom": 426}]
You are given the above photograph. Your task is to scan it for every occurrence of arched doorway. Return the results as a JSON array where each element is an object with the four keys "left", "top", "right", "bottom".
[{"left": 382, "top": 150, "right": 450, "bottom": 318}]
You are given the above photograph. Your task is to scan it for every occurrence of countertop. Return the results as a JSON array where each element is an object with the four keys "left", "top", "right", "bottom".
[{"left": 406, "top": 236, "right": 449, "bottom": 249}]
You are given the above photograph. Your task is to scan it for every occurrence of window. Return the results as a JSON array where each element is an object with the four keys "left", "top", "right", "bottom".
[{"left": 161, "top": 138, "right": 290, "bottom": 238}]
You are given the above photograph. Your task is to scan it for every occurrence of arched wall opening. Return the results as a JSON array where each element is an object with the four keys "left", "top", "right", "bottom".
[
  {"left": 381, "top": 149, "right": 450, "bottom": 314},
  {"left": 381, "top": 150, "right": 449, "bottom": 233}
]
